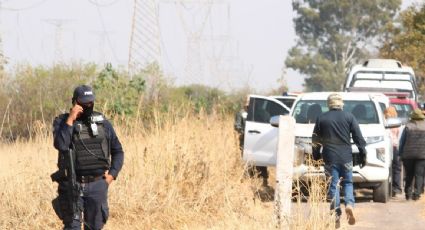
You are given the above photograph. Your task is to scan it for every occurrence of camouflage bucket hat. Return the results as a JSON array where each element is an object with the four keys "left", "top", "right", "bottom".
[
  {"left": 327, "top": 93, "right": 344, "bottom": 109},
  {"left": 410, "top": 108, "right": 425, "bottom": 120}
]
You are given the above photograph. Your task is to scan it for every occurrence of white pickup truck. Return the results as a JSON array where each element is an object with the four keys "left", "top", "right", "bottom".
[
  {"left": 344, "top": 59, "right": 418, "bottom": 101},
  {"left": 242, "top": 95, "right": 294, "bottom": 166},
  {"left": 243, "top": 92, "right": 401, "bottom": 203}
]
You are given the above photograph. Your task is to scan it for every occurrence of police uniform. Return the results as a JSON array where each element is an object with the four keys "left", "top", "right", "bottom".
[{"left": 52, "top": 85, "right": 124, "bottom": 230}]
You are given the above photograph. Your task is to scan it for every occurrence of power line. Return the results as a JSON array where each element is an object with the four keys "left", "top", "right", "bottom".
[
  {"left": 157, "top": 4, "right": 177, "bottom": 79},
  {"left": 91, "top": 30, "right": 115, "bottom": 64},
  {"left": 15, "top": 11, "right": 36, "bottom": 62},
  {"left": 94, "top": 3, "right": 119, "bottom": 63},
  {"left": 87, "top": 0, "right": 122, "bottom": 7},
  {"left": 0, "top": 0, "right": 48, "bottom": 11}
]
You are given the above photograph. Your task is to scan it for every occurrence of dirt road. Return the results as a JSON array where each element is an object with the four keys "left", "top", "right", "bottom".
[
  {"left": 338, "top": 191, "right": 425, "bottom": 230},
  {"left": 254, "top": 184, "right": 425, "bottom": 229}
]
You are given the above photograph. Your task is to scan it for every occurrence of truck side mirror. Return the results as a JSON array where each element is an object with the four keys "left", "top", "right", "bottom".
[{"left": 269, "top": 115, "right": 280, "bottom": 127}]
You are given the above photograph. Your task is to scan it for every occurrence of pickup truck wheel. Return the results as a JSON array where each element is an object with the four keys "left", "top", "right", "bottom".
[{"left": 373, "top": 173, "right": 390, "bottom": 203}]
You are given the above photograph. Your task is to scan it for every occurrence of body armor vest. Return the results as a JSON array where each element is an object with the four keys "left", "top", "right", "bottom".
[
  {"left": 402, "top": 121, "right": 425, "bottom": 160},
  {"left": 72, "top": 113, "right": 110, "bottom": 171}
]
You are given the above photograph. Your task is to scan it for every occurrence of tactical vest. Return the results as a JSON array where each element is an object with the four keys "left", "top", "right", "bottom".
[
  {"left": 402, "top": 121, "right": 425, "bottom": 160},
  {"left": 72, "top": 113, "right": 111, "bottom": 171}
]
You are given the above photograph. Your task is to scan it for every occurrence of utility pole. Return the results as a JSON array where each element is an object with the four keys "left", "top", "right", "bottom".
[
  {"left": 44, "top": 19, "right": 73, "bottom": 64},
  {"left": 274, "top": 116, "right": 295, "bottom": 229},
  {"left": 128, "top": 0, "right": 162, "bottom": 78}
]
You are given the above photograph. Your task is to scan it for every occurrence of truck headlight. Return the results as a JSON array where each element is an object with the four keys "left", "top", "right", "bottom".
[
  {"left": 365, "top": 136, "right": 384, "bottom": 144},
  {"left": 376, "top": 147, "right": 385, "bottom": 162}
]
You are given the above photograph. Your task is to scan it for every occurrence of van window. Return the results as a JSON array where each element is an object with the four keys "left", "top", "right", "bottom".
[
  {"left": 247, "top": 98, "right": 289, "bottom": 123},
  {"left": 292, "top": 100, "right": 379, "bottom": 124}
]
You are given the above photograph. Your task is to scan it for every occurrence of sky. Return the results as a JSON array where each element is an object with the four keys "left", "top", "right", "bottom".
[{"left": 0, "top": 0, "right": 422, "bottom": 93}]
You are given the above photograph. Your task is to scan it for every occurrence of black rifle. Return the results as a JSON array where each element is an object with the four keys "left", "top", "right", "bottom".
[
  {"left": 50, "top": 148, "right": 82, "bottom": 221},
  {"left": 65, "top": 148, "right": 81, "bottom": 221}
]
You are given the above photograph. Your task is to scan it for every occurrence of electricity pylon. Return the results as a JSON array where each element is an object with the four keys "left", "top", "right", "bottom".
[
  {"left": 44, "top": 19, "right": 73, "bottom": 64},
  {"left": 128, "top": 0, "right": 162, "bottom": 78}
]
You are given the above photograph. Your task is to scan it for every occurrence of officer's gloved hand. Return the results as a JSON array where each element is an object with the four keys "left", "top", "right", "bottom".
[{"left": 359, "top": 149, "right": 367, "bottom": 168}]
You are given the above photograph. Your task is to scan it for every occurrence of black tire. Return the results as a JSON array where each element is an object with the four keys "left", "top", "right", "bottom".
[{"left": 373, "top": 169, "right": 391, "bottom": 203}]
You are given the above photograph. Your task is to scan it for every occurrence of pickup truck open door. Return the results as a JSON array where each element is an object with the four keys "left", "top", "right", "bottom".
[{"left": 243, "top": 95, "right": 290, "bottom": 166}]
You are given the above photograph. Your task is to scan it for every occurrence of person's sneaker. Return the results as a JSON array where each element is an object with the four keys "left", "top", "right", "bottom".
[{"left": 345, "top": 205, "right": 356, "bottom": 225}]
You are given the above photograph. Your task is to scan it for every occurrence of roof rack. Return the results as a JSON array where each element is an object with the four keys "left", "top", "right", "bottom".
[{"left": 362, "top": 59, "right": 402, "bottom": 68}]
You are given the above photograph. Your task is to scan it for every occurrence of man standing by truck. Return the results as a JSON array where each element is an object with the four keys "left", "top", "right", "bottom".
[
  {"left": 312, "top": 93, "right": 366, "bottom": 228},
  {"left": 234, "top": 96, "right": 249, "bottom": 151}
]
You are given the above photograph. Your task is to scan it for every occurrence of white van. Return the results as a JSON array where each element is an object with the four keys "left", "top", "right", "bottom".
[{"left": 344, "top": 59, "right": 418, "bottom": 101}]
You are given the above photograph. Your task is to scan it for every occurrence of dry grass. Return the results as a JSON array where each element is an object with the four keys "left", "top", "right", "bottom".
[{"left": 0, "top": 110, "right": 334, "bottom": 230}]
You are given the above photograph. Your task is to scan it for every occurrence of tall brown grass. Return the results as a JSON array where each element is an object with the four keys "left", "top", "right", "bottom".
[{"left": 0, "top": 110, "right": 334, "bottom": 229}]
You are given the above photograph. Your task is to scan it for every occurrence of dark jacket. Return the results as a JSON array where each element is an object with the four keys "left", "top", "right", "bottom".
[
  {"left": 234, "top": 109, "right": 247, "bottom": 134},
  {"left": 399, "top": 120, "right": 425, "bottom": 160},
  {"left": 53, "top": 112, "right": 124, "bottom": 179},
  {"left": 312, "top": 109, "right": 366, "bottom": 164}
]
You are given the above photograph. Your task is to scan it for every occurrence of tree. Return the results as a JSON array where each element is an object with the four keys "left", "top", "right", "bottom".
[
  {"left": 93, "top": 63, "right": 145, "bottom": 116},
  {"left": 286, "top": 0, "right": 401, "bottom": 91},
  {"left": 379, "top": 4, "right": 425, "bottom": 94}
]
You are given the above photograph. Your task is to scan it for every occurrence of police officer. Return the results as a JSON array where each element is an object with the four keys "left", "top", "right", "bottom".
[
  {"left": 234, "top": 96, "right": 249, "bottom": 151},
  {"left": 53, "top": 85, "right": 124, "bottom": 229}
]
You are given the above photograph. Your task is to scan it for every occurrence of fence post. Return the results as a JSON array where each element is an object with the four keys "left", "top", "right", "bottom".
[{"left": 274, "top": 115, "right": 295, "bottom": 229}]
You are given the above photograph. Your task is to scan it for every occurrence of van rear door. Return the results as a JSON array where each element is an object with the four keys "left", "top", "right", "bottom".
[{"left": 243, "top": 95, "right": 290, "bottom": 166}]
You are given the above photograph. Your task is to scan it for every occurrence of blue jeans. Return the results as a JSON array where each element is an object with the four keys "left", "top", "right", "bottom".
[
  {"left": 58, "top": 178, "right": 109, "bottom": 230},
  {"left": 325, "top": 162, "right": 355, "bottom": 216}
]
